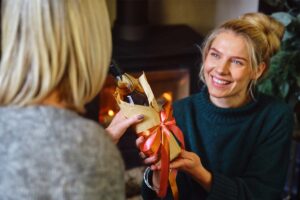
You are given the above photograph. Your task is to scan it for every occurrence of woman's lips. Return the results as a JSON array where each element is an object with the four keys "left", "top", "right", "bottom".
[{"left": 211, "top": 76, "right": 231, "bottom": 87}]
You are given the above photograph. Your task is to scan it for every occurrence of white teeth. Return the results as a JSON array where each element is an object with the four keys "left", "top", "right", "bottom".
[{"left": 213, "top": 77, "right": 229, "bottom": 85}]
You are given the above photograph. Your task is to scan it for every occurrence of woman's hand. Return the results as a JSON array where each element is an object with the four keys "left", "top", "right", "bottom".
[
  {"left": 136, "top": 136, "right": 212, "bottom": 192},
  {"left": 136, "top": 136, "right": 161, "bottom": 192},
  {"left": 106, "top": 111, "right": 144, "bottom": 144},
  {"left": 170, "top": 150, "right": 212, "bottom": 191},
  {"left": 136, "top": 136, "right": 160, "bottom": 166}
]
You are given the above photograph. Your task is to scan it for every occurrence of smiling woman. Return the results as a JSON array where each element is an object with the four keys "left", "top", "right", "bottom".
[
  {"left": 140, "top": 12, "right": 294, "bottom": 200},
  {"left": 203, "top": 31, "right": 258, "bottom": 108}
]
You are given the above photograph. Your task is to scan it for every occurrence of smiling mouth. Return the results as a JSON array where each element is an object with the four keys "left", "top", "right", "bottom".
[{"left": 212, "top": 76, "right": 231, "bottom": 85}]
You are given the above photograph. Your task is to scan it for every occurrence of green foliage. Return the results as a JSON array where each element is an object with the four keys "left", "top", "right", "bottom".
[{"left": 258, "top": 9, "right": 300, "bottom": 102}]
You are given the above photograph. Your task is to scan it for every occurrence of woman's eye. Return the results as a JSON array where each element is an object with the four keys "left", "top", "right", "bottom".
[
  {"left": 232, "top": 59, "right": 243, "bottom": 66},
  {"left": 210, "top": 52, "right": 220, "bottom": 59}
]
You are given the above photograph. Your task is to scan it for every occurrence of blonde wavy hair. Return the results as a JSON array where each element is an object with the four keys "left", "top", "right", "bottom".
[
  {"left": 199, "top": 12, "right": 285, "bottom": 94},
  {"left": 0, "top": 0, "right": 112, "bottom": 112}
]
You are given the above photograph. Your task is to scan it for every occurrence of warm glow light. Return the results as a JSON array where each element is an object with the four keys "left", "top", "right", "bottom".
[
  {"left": 108, "top": 110, "right": 115, "bottom": 117},
  {"left": 162, "top": 92, "right": 173, "bottom": 101}
]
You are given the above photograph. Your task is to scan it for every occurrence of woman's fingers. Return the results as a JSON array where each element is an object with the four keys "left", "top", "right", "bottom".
[
  {"left": 151, "top": 162, "right": 161, "bottom": 171},
  {"left": 170, "top": 150, "right": 200, "bottom": 169},
  {"left": 179, "top": 150, "right": 189, "bottom": 157},
  {"left": 111, "top": 112, "right": 143, "bottom": 131},
  {"left": 106, "top": 112, "right": 144, "bottom": 143},
  {"left": 136, "top": 136, "right": 161, "bottom": 168},
  {"left": 118, "top": 114, "right": 144, "bottom": 129},
  {"left": 169, "top": 157, "right": 186, "bottom": 169},
  {"left": 143, "top": 154, "right": 159, "bottom": 165},
  {"left": 139, "top": 152, "right": 146, "bottom": 159},
  {"left": 108, "top": 111, "right": 144, "bottom": 129},
  {"left": 138, "top": 148, "right": 159, "bottom": 165},
  {"left": 136, "top": 135, "right": 145, "bottom": 148}
]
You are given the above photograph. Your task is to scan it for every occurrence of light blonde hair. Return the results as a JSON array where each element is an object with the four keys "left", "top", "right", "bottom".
[
  {"left": 0, "top": 0, "right": 112, "bottom": 112},
  {"left": 199, "top": 12, "right": 284, "bottom": 92}
]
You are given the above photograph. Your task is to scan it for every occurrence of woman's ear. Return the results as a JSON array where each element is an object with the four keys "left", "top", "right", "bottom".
[{"left": 253, "top": 62, "right": 266, "bottom": 80}]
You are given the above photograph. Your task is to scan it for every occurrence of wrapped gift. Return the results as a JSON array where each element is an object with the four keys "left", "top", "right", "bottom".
[{"left": 114, "top": 72, "right": 185, "bottom": 198}]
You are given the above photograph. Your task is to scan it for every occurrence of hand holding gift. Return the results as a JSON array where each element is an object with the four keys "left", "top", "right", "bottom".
[
  {"left": 110, "top": 61, "right": 185, "bottom": 199},
  {"left": 105, "top": 111, "right": 144, "bottom": 144}
]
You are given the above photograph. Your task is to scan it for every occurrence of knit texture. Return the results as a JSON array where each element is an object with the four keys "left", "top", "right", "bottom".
[
  {"left": 0, "top": 106, "right": 125, "bottom": 200},
  {"left": 142, "top": 87, "right": 293, "bottom": 200}
]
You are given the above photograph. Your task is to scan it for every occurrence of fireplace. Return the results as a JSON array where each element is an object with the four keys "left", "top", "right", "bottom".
[{"left": 85, "top": 0, "right": 203, "bottom": 169}]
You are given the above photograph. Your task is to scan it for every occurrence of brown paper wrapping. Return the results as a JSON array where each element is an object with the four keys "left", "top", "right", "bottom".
[{"left": 114, "top": 72, "right": 181, "bottom": 160}]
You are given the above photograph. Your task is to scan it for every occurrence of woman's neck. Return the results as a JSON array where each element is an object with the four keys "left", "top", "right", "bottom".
[
  {"left": 209, "top": 94, "right": 251, "bottom": 108},
  {"left": 39, "top": 90, "right": 67, "bottom": 109}
]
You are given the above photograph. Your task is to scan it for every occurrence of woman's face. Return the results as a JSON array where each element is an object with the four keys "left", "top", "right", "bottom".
[{"left": 203, "top": 31, "right": 255, "bottom": 108}]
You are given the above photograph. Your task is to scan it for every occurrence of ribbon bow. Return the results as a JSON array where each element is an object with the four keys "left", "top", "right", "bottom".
[{"left": 139, "top": 103, "right": 185, "bottom": 199}]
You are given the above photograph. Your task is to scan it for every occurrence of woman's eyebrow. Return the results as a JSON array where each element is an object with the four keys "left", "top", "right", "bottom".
[
  {"left": 231, "top": 56, "right": 248, "bottom": 62},
  {"left": 210, "top": 47, "right": 248, "bottom": 62},
  {"left": 210, "top": 47, "right": 221, "bottom": 54}
]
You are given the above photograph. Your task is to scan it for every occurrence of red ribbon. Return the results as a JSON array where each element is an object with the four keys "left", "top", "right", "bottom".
[{"left": 139, "top": 104, "right": 185, "bottom": 200}]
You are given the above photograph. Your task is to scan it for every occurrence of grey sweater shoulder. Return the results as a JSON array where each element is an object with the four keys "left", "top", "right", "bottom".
[{"left": 0, "top": 106, "right": 125, "bottom": 200}]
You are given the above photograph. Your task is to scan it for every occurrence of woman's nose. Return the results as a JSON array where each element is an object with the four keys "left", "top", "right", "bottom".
[{"left": 215, "top": 60, "right": 230, "bottom": 74}]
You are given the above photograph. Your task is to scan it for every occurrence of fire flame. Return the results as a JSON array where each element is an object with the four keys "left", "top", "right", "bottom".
[
  {"left": 162, "top": 92, "right": 172, "bottom": 102},
  {"left": 108, "top": 110, "right": 115, "bottom": 117}
]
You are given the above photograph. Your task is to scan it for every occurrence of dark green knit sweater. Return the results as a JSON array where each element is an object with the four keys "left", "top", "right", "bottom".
[{"left": 142, "top": 87, "right": 293, "bottom": 200}]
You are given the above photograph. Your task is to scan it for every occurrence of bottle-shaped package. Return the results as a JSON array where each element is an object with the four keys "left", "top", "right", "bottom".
[{"left": 109, "top": 61, "right": 149, "bottom": 106}]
